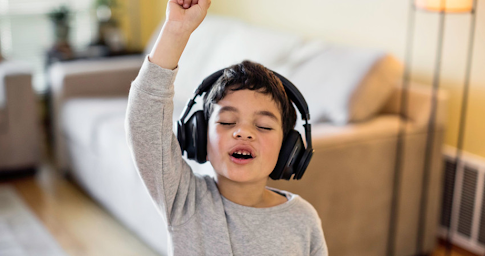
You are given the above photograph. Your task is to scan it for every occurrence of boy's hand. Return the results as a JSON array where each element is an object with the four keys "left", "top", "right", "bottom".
[
  {"left": 148, "top": 0, "right": 211, "bottom": 70},
  {"left": 166, "top": 0, "right": 211, "bottom": 34}
]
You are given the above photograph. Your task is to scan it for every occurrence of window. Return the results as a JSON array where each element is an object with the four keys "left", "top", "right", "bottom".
[{"left": 0, "top": 0, "right": 96, "bottom": 93}]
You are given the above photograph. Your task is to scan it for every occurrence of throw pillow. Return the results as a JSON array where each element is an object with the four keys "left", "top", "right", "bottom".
[{"left": 289, "top": 46, "right": 402, "bottom": 125}]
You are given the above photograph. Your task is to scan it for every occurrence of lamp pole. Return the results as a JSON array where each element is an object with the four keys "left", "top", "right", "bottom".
[
  {"left": 415, "top": 0, "right": 448, "bottom": 253},
  {"left": 388, "top": 0, "right": 478, "bottom": 255},
  {"left": 445, "top": 1, "right": 478, "bottom": 255},
  {"left": 386, "top": 0, "right": 416, "bottom": 255}
]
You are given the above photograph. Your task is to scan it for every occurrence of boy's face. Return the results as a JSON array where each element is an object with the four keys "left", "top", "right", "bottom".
[{"left": 207, "top": 89, "right": 284, "bottom": 184}]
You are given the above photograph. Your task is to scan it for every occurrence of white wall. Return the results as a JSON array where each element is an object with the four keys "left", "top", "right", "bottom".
[{"left": 207, "top": 0, "right": 485, "bottom": 158}]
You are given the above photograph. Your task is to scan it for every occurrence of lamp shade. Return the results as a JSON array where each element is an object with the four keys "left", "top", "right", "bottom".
[{"left": 414, "top": 0, "right": 473, "bottom": 12}]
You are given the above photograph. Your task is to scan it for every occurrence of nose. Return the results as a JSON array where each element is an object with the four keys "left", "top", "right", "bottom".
[{"left": 233, "top": 125, "right": 255, "bottom": 140}]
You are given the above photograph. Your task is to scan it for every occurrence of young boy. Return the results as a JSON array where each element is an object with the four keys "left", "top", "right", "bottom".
[{"left": 125, "top": 0, "right": 328, "bottom": 255}]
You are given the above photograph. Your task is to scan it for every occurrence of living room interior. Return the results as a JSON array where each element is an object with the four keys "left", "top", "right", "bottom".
[{"left": 0, "top": 0, "right": 484, "bottom": 255}]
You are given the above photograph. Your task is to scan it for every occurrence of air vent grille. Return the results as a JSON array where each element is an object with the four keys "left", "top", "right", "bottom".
[
  {"left": 440, "top": 146, "right": 485, "bottom": 255},
  {"left": 457, "top": 167, "right": 478, "bottom": 237},
  {"left": 478, "top": 181, "right": 485, "bottom": 244}
]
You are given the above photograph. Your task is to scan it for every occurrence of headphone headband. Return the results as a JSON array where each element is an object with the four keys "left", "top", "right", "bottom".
[{"left": 193, "top": 69, "right": 311, "bottom": 121}]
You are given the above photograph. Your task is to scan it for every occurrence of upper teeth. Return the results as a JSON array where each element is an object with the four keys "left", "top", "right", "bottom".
[{"left": 235, "top": 151, "right": 250, "bottom": 156}]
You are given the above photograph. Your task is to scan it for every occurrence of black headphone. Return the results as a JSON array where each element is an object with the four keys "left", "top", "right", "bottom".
[{"left": 177, "top": 68, "right": 314, "bottom": 180}]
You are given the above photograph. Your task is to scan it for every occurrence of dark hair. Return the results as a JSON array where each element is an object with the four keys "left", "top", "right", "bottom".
[{"left": 203, "top": 60, "right": 297, "bottom": 137}]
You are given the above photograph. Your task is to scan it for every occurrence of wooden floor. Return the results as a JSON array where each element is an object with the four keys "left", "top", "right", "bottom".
[
  {"left": 0, "top": 161, "right": 160, "bottom": 256},
  {"left": 0, "top": 162, "right": 479, "bottom": 256},
  {"left": 433, "top": 242, "right": 480, "bottom": 256}
]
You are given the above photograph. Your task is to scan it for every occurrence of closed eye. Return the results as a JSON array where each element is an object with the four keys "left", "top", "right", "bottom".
[
  {"left": 218, "top": 122, "right": 272, "bottom": 130},
  {"left": 219, "top": 122, "right": 235, "bottom": 126},
  {"left": 258, "top": 126, "right": 273, "bottom": 131}
]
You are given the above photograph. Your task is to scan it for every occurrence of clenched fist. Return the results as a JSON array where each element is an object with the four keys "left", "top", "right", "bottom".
[{"left": 166, "top": 0, "right": 211, "bottom": 34}]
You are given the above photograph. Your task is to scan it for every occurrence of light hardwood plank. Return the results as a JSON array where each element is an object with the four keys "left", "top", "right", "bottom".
[{"left": 2, "top": 162, "right": 160, "bottom": 256}]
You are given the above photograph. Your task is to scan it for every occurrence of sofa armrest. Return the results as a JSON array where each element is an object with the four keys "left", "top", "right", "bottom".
[
  {"left": 0, "top": 61, "right": 39, "bottom": 168},
  {"left": 48, "top": 55, "right": 144, "bottom": 172},
  {"left": 0, "top": 60, "right": 34, "bottom": 130},
  {"left": 0, "top": 60, "right": 33, "bottom": 109},
  {"left": 48, "top": 54, "right": 144, "bottom": 99},
  {"left": 380, "top": 82, "right": 449, "bottom": 129},
  {"left": 310, "top": 115, "right": 419, "bottom": 149}
]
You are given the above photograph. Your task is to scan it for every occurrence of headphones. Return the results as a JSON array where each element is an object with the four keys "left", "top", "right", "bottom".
[{"left": 177, "top": 68, "right": 314, "bottom": 180}]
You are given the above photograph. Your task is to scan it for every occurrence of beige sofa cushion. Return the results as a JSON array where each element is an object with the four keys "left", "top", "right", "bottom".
[
  {"left": 289, "top": 47, "right": 402, "bottom": 125},
  {"left": 349, "top": 55, "right": 402, "bottom": 122}
]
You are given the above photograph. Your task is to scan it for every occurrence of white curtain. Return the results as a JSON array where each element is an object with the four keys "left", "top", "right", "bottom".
[{"left": 0, "top": 0, "right": 96, "bottom": 93}]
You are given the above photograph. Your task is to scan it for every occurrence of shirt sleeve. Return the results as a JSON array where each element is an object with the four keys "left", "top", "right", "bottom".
[
  {"left": 311, "top": 213, "right": 329, "bottom": 256},
  {"left": 125, "top": 56, "right": 206, "bottom": 227},
  {"left": 311, "top": 245, "right": 328, "bottom": 256}
]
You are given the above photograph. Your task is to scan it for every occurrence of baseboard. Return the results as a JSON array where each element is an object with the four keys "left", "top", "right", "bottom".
[
  {"left": 438, "top": 238, "right": 480, "bottom": 256},
  {"left": 0, "top": 167, "right": 38, "bottom": 181}
]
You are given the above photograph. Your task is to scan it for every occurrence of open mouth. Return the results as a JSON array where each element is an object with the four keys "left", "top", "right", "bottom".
[
  {"left": 231, "top": 151, "right": 254, "bottom": 159},
  {"left": 229, "top": 146, "right": 255, "bottom": 163}
]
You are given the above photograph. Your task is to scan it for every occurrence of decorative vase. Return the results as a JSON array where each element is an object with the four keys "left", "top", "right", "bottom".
[{"left": 47, "top": 5, "right": 74, "bottom": 61}]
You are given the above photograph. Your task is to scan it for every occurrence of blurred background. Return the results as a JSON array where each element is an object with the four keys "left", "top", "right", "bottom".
[
  {"left": 0, "top": 0, "right": 484, "bottom": 255},
  {"left": 1, "top": 0, "right": 484, "bottom": 154}
]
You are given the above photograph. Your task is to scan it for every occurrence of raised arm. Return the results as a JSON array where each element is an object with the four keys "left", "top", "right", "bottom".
[
  {"left": 125, "top": 0, "right": 211, "bottom": 226},
  {"left": 149, "top": 0, "right": 211, "bottom": 70}
]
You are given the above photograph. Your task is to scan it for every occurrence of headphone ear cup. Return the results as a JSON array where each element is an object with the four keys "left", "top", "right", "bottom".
[
  {"left": 184, "top": 110, "right": 207, "bottom": 164},
  {"left": 177, "top": 120, "right": 186, "bottom": 154},
  {"left": 270, "top": 130, "right": 304, "bottom": 180},
  {"left": 293, "top": 149, "right": 313, "bottom": 180}
]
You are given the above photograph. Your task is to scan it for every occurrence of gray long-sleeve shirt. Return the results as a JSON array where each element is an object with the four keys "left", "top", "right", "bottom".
[{"left": 125, "top": 56, "right": 328, "bottom": 256}]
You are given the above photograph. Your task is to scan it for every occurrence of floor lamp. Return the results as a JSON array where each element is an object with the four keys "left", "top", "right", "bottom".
[{"left": 387, "top": 0, "right": 478, "bottom": 255}]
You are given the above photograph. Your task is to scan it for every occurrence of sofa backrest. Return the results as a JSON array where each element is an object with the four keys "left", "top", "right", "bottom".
[
  {"left": 145, "top": 15, "right": 403, "bottom": 126},
  {"left": 146, "top": 15, "right": 305, "bottom": 102}
]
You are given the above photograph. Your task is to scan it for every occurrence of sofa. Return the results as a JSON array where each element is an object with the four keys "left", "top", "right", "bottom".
[
  {"left": 49, "top": 15, "right": 448, "bottom": 256},
  {"left": 0, "top": 60, "right": 39, "bottom": 176}
]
